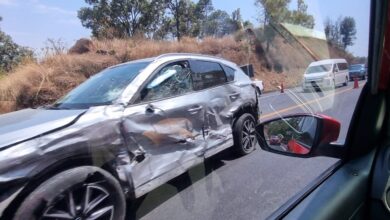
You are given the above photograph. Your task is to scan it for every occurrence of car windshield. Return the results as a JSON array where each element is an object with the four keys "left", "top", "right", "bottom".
[
  {"left": 53, "top": 62, "right": 150, "bottom": 109},
  {"left": 306, "top": 64, "right": 332, "bottom": 74},
  {"left": 349, "top": 64, "right": 364, "bottom": 70}
]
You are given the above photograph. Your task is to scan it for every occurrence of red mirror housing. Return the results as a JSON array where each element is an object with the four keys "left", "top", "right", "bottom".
[{"left": 317, "top": 114, "right": 341, "bottom": 147}]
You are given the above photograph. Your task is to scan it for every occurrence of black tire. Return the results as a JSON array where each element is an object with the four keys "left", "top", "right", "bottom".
[
  {"left": 362, "top": 75, "right": 366, "bottom": 80},
  {"left": 14, "top": 166, "right": 126, "bottom": 220},
  {"left": 233, "top": 113, "right": 257, "bottom": 156}
]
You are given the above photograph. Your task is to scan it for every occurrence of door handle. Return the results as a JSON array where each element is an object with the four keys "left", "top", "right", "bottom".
[
  {"left": 187, "top": 105, "right": 203, "bottom": 114},
  {"left": 145, "top": 103, "right": 155, "bottom": 113},
  {"left": 145, "top": 104, "right": 165, "bottom": 115},
  {"left": 230, "top": 92, "right": 240, "bottom": 99}
]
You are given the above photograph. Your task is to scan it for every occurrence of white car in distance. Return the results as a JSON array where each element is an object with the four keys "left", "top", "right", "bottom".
[{"left": 302, "top": 59, "right": 349, "bottom": 92}]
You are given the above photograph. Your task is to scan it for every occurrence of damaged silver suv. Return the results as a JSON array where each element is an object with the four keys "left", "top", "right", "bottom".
[{"left": 0, "top": 53, "right": 259, "bottom": 220}]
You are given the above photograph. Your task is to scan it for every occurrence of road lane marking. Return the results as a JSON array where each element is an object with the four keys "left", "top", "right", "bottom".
[
  {"left": 259, "top": 93, "right": 287, "bottom": 100},
  {"left": 260, "top": 87, "right": 354, "bottom": 120}
]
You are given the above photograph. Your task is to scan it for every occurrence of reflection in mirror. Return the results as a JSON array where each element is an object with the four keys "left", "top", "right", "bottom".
[{"left": 263, "top": 116, "right": 318, "bottom": 155}]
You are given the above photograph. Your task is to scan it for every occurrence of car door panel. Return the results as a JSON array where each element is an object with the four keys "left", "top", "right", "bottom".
[
  {"left": 189, "top": 59, "right": 236, "bottom": 157},
  {"left": 279, "top": 150, "right": 375, "bottom": 220},
  {"left": 202, "top": 84, "right": 236, "bottom": 158},
  {"left": 369, "top": 145, "right": 390, "bottom": 220},
  {"left": 122, "top": 93, "right": 207, "bottom": 191},
  {"left": 121, "top": 60, "right": 208, "bottom": 194}
]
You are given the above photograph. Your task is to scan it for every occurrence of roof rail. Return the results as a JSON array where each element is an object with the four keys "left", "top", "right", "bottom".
[{"left": 155, "top": 53, "right": 227, "bottom": 61}]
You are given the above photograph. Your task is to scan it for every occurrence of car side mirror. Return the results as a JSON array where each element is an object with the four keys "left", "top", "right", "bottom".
[{"left": 256, "top": 114, "right": 344, "bottom": 158}]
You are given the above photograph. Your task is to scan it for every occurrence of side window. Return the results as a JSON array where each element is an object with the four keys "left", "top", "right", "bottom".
[
  {"left": 138, "top": 61, "right": 193, "bottom": 102},
  {"left": 222, "top": 65, "right": 235, "bottom": 82},
  {"left": 190, "top": 60, "right": 227, "bottom": 90},
  {"left": 339, "top": 63, "right": 348, "bottom": 70},
  {"left": 333, "top": 64, "right": 339, "bottom": 72}
]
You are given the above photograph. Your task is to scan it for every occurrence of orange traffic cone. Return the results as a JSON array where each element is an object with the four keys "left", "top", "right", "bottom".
[
  {"left": 353, "top": 77, "right": 359, "bottom": 89},
  {"left": 281, "top": 82, "right": 284, "bottom": 93}
]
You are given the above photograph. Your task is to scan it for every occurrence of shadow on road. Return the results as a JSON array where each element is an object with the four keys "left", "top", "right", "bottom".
[{"left": 126, "top": 148, "right": 241, "bottom": 220}]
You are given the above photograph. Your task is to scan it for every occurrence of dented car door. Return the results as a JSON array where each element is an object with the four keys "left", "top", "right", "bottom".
[
  {"left": 121, "top": 60, "right": 207, "bottom": 196},
  {"left": 190, "top": 60, "right": 235, "bottom": 157}
]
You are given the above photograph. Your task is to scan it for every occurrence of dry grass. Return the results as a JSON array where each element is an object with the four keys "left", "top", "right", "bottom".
[{"left": 0, "top": 36, "right": 330, "bottom": 114}]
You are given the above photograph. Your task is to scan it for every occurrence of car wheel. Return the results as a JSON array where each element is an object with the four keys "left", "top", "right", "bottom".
[
  {"left": 343, "top": 77, "right": 348, "bottom": 86},
  {"left": 14, "top": 166, "right": 126, "bottom": 220},
  {"left": 362, "top": 75, "right": 366, "bottom": 80},
  {"left": 233, "top": 113, "right": 257, "bottom": 155}
]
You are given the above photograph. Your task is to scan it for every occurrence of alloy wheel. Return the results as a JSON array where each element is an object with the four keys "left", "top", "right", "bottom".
[
  {"left": 41, "top": 183, "right": 114, "bottom": 220},
  {"left": 242, "top": 119, "right": 256, "bottom": 152}
]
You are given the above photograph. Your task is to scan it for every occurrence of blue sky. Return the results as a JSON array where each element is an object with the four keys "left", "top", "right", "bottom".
[{"left": 0, "top": 0, "right": 370, "bottom": 56}]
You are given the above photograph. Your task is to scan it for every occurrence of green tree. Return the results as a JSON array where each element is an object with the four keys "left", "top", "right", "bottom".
[
  {"left": 203, "top": 10, "right": 236, "bottom": 37},
  {"left": 255, "top": 0, "right": 315, "bottom": 51},
  {"left": 324, "top": 16, "right": 356, "bottom": 49},
  {"left": 340, "top": 16, "right": 357, "bottom": 49},
  {"left": 287, "top": 0, "right": 314, "bottom": 28},
  {"left": 324, "top": 17, "right": 342, "bottom": 47},
  {"left": 78, "top": 0, "right": 166, "bottom": 38},
  {"left": 255, "top": 0, "right": 291, "bottom": 51},
  {"left": 0, "top": 16, "right": 33, "bottom": 73},
  {"left": 166, "top": 0, "right": 201, "bottom": 40},
  {"left": 255, "top": 0, "right": 291, "bottom": 26},
  {"left": 195, "top": 0, "right": 214, "bottom": 38},
  {"left": 231, "top": 8, "right": 243, "bottom": 31},
  {"left": 166, "top": 0, "right": 183, "bottom": 41}
]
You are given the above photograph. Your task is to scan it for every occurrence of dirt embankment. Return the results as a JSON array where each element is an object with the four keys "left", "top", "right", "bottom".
[{"left": 0, "top": 35, "right": 349, "bottom": 114}]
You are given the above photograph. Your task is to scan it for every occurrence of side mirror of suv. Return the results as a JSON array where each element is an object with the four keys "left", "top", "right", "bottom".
[{"left": 256, "top": 114, "right": 345, "bottom": 158}]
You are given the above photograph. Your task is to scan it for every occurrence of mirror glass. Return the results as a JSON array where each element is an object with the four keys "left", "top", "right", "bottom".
[{"left": 263, "top": 116, "right": 318, "bottom": 155}]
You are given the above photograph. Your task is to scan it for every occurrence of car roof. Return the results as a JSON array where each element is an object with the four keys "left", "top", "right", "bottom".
[
  {"left": 111, "top": 53, "right": 238, "bottom": 69},
  {"left": 309, "top": 59, "right": 347, "bottom": 66}
]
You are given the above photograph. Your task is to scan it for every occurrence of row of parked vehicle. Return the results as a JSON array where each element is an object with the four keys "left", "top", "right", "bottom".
[{"left": 302, "top": 58, "right": 367, "bottom": 92}]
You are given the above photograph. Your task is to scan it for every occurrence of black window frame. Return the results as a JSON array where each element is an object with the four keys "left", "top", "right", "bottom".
[
  {"left": 222, "top": 64, "right": 236, "bottom": 82},
  {"left": 337, "top": 62, "right": 348, "bottom": 71},
  {"left": 189, "top": 59, "right": 228, "bottom": 91},
  {"left": 131, "top": 60, "right": 195, "bottom": 105}
]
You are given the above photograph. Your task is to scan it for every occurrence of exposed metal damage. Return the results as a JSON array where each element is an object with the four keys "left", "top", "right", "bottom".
[{"left": 0, "top": 54, "right": 260, "bottom": 218}]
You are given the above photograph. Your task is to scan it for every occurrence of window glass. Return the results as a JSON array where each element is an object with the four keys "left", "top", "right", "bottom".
[
  {"left": 350, "top": 64, "right": 365, "bottom": 70},
  {"left": 223, "top": 65, "right": 236, "bottom": 81},
  {"left": 333, "top": 64, "right": 339, "bottom": 72},
  {"left": 306, "top": 64, "right": 332, "bottom": 74},
  {"left": 138, "top": 61, "right": 193, "bottom": 102},
  {"left": 191, "top": 60, "right": 227, "bottom": 90},
  {"left": 339, "top": 63, "right": 348, "bottom": 70},
  {"left": 54, "top": 62, "right": 150, "bottom": 109}
]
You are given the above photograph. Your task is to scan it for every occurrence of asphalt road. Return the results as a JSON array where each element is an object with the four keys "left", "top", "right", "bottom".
[{"left": 127, "top": 80, "right": 366, "bottom": 220}]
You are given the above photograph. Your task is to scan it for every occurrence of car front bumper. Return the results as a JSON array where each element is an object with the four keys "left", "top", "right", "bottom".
[
  {"left": 302, "top": 77, "right": 333, "bottom": 89},
  {"left": 349, "top": 72, "right": 365, "bottom": 79}
]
